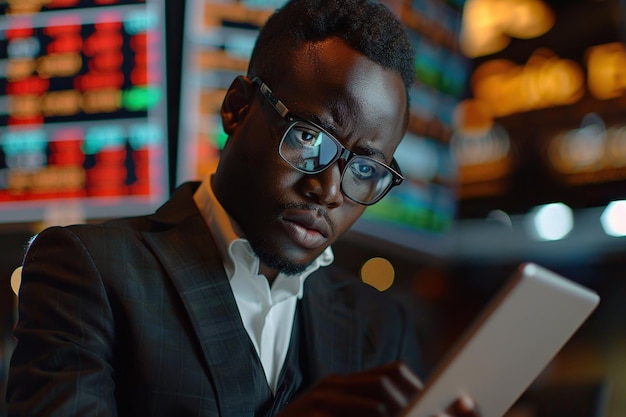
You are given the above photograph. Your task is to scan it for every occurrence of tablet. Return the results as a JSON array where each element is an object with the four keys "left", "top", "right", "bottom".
[{"left": 401, "top": 262, "right": 600, "bottom": 417}]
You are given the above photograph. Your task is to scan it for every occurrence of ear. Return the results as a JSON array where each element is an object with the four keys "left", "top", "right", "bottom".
[{"left": 221, "top": 76, "right": 254, "bottom": 135}]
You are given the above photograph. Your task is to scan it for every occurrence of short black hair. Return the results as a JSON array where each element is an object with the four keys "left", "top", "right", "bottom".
[{"left": 248, "top": 0, "right": 415, "bottom": 91}]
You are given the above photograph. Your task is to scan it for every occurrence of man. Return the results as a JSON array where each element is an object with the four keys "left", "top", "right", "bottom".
[{"left": 6, "top": 1, "right": 478, "bottom": 416}]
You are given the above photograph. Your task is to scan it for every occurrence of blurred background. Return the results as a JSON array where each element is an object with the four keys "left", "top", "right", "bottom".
[{"left": 0, "top": 0, "right": 624, "bottom": 415}]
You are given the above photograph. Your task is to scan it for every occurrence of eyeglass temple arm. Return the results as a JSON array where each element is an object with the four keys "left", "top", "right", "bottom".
[
  {"left": 391, "top": 158, "right": 404, "bottom": 184},
  {"left": 252, "top": 77, "right": 289, "bottom": 119}
]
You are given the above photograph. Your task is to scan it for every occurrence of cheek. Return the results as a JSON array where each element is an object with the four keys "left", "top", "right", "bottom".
[
  {"left": 232, "top": 121, "right": 286, "bottom": 179},
  {"left": 250, "top": 159, "right": 301, "bottom": 202},
  {"left": 329, "top": 205, "right": 367, "bottom": 239}
]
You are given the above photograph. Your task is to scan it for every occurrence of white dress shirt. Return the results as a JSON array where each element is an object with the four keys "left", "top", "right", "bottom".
[{"left": 193, "top": 173, "right": 334, "bottom": 392}]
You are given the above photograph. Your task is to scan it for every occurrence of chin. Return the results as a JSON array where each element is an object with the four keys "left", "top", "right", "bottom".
[{"left": 249, "top": 240, "right": 314, "bottom": 276}]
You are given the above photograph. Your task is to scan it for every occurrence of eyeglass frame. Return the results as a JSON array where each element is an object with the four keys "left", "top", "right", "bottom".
[{"left": 251, "top": 77, "right": 404, "bottom": 205}]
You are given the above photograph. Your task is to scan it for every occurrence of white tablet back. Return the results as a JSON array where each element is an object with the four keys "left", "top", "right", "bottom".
[{"left": 402, "top": 262, "right": 600, "bottom": 417}]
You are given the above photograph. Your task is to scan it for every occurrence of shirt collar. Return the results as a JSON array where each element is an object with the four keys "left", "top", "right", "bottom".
[{"left": 193, "top": 171, "right": 334, "bottom": 293}]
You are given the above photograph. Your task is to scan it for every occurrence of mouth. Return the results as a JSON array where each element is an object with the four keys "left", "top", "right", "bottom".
[{"left": 281, "top": 209, "right": 332, "bottom": 249}]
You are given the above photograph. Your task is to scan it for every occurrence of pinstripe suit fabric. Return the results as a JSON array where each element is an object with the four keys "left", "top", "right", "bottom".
[{"left": 6, "top": 182, "right": 422, "bottom": 417}]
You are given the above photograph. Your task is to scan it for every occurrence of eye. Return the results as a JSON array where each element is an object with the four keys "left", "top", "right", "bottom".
[
  {"left": 349, "top": 159, "right": 379, "bottom": 180},
  {"left": 290, "top": 124, "right": 323, "bottom": 147}
]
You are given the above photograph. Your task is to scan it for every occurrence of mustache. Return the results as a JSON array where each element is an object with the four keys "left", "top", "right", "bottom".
[{"left": 282, "top": 202, "right": 335, "bottom": 235}]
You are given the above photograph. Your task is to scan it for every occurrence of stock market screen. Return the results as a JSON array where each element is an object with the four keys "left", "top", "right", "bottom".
[
  {"left": 176, "top": 0, "right": 283, "bottom": 183},
  {"left": 0, "top": 0, "right": 168, "bottom": 225}
]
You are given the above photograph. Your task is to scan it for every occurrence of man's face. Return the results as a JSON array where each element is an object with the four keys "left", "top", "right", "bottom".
[{"left": 213, "top": 37, "right": 408, "bottom": 276}]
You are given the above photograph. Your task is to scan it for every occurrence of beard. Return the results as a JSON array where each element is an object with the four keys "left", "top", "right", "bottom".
[{"left": 247, "top": 236, "right": 312, "bottom": 276}]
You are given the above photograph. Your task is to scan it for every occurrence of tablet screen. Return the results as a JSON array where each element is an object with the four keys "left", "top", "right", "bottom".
[{"left": 402, "top": 263, "right": 600, "bottom": 417}]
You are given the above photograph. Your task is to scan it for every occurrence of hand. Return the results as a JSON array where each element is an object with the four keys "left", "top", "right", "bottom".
[{"left": 278, "top": 362, "right": 422, "bottom": 417}]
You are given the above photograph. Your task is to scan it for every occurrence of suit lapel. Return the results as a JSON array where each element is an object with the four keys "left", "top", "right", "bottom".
[
  {"left": 141, "top": 183, "right": 364, "bottom": 411},
  {"left": 301, "top": 270, "right": 361, "bottom": 380},
  {"left": 142, "top": 183, "right": 264, "bottom": 417}
]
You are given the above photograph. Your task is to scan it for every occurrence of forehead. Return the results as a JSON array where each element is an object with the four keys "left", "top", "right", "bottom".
[{"left": 270, "top": 38, "right": 408, "bottom": 156}]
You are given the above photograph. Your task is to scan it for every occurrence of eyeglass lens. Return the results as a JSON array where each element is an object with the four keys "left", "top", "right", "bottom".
[{"left": 279, "top": 120, "right": 394, "bottom": 204}]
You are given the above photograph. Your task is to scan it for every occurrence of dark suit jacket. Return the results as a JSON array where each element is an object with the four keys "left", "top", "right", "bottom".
[{"left": 6, "top": 182, "right": 422, "bottom": 417}]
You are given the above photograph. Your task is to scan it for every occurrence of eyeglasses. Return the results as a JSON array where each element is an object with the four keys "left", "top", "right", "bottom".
[{"left": 252, "top": 77, "right": 404, "bottom": 205}]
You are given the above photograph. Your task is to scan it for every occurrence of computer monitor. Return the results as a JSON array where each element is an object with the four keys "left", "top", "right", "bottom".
[{"left": 0, "top": 0, "right": 169, "bottom": 226}]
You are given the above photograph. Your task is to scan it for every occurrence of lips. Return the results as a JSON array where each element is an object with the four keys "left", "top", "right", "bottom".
[{"left": 281, "top": 209, "right": 332, "bottom": 249}]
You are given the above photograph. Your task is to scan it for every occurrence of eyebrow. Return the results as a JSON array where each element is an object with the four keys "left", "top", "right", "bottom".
[{"left": 301, "top": 112, "right": 390, "bottom": 162}]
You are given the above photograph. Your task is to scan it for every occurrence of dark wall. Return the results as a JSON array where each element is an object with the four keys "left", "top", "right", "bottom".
[{"left": 165, "top": 0, "right": 186, "bottom": 194}]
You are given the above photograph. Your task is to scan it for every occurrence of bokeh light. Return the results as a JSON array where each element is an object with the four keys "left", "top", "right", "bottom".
[
  {"left": 526, "top": 202, "right": 574, "bottom": 241},
  {"left": 601, "top": 200, "right": 626, "bottom": 237},
  {"left": 361, "top": 257, "right": 395, "bottom": 292}
]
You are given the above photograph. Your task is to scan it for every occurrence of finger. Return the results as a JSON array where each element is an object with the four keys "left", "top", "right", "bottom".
[
  {"left": 444, "top": 394, "right": 479, "bottom": 417},
  {"left": 391, "top": 362, "right": 423, "bottom": 394},
  {"left": 314, "top": 365, "right": 422, "bottom": 416},
  {"left": 456, "top": 394, "right": 476, "bottom": 413},
  {"left": 360, "top": 362, "right": 423, "bottom": 404},
  {"left": 379, "top": 374, "right": 413, "bottom": 416},
  {"left": 338, "top": 362, "right": 423, "bottom": 395},
  {"left": 320, "top": 373, "right": 406, "bottom": 404}
]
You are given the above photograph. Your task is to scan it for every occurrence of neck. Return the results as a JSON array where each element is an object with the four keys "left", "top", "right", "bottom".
[{"left": 259, "top": 263, "right": 278, "bottom": 286}]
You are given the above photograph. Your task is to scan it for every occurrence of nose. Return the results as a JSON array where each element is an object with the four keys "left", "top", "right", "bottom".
[{"left": 299, "top": 161, "right": 344, "bottom": 208}]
